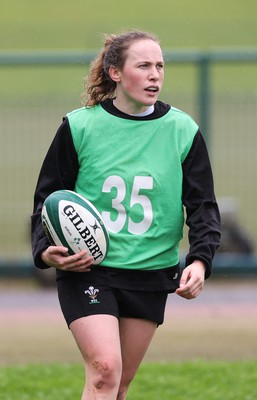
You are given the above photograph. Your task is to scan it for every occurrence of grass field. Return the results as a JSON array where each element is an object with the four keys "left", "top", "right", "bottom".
[
  {"left": 1, "top": 1, "right": 257, "bottom": 258},
  {"left": 1, "top": 361, "right": 257, "bottom": 399}
]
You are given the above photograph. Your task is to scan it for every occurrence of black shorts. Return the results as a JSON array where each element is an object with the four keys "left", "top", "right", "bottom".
[{"left": 57, "top": 278, "right": 168, "bottom": 327}]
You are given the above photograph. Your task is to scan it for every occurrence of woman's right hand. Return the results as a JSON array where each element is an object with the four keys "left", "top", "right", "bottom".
[{"left": 41, "top": 246, "right": 94, "bottom": 272}]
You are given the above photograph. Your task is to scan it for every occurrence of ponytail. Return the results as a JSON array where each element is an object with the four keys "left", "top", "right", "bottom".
[{"left": 82, "top": 34, "right": 117, "bottom": 107}]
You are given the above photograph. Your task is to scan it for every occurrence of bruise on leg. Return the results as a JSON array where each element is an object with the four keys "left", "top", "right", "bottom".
[{"left": 92, "top": 360, "right": 114, "bottom": 389}]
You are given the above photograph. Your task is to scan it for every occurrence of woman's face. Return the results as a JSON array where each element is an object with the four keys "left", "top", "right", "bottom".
[{"left": 111, "top": 39, "right": 164, "bottom": 115}]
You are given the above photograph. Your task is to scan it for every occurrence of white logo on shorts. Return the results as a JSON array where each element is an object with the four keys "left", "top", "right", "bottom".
[{"left": 84, "top": 286, "right": 100, "bottom": 304}]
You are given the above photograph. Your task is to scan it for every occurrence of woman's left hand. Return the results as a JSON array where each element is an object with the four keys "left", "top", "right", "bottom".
[{"left": 175, "top": 260, "right": 206, "bottom": 299}]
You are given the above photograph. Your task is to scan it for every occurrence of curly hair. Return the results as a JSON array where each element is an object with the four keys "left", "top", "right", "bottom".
[{"left": 82, "top": 30, "right": 160, "bottom": 107}]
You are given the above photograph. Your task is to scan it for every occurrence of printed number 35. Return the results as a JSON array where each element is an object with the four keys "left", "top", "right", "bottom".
[{"left": 102, "top": 175, "right": 153, "bottom": 235}]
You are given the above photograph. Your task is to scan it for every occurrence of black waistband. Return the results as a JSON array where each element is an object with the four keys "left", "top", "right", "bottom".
[{"left": 56, "top": 264, "right": 181, "bottom": 293}]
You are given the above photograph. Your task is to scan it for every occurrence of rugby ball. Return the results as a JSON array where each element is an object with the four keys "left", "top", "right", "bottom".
[{"left": 41, "top": 190, "right": 109, "bottom": 264}]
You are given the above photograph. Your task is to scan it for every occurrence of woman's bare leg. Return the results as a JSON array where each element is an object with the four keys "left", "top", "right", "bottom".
[
  {"left": 117, "top": 318, "right": 157, "bottom": 400},
  {"left": 70, "top": 315, "right": 122, "bottom": 400}
]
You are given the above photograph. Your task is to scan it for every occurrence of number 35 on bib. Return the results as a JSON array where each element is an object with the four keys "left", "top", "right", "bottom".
[{"left": 101, "top": 175, "right": 154, "bottom": 235}]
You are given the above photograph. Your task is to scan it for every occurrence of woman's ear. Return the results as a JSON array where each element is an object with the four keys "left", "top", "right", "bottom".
[{"left": 109, "top": 66, "right": 121, "bottom": 83}]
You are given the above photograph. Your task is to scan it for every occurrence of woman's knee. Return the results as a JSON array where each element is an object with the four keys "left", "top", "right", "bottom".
[
  {"left": 88, "top": 355, "right": 122, "bottom": 391},
  {"left": 117, "top": 383, "right": 130, "bottom": 400},
  {"left": 116, "top": 373, "right": 135, "bottom": 400}
]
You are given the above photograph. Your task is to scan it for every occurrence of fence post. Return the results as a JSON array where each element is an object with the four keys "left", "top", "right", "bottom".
[{"left": 198, "top": 56, "right": 211, "bottom": 146}]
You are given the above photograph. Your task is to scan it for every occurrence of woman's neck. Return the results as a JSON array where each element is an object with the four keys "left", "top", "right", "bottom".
[{"left": 113, "top": 98, "right": 154, "bottom": 116}]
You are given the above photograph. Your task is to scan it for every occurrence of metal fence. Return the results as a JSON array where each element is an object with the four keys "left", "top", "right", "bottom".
[{"left": 1, "top": 49, "right": 257, "bottom": 277}]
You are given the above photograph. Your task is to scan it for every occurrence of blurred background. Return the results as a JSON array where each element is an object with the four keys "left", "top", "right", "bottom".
[
  {"left": 1, "top": 0, "right": 257, "bottom": 369},
  {"left": 1, "top": 0, "right": 257, "bottom": 278}
]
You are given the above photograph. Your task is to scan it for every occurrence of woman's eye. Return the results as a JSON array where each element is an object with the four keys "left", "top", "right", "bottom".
[{"left": 138, "top": 63, "right": 164, "bottom": 69}]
